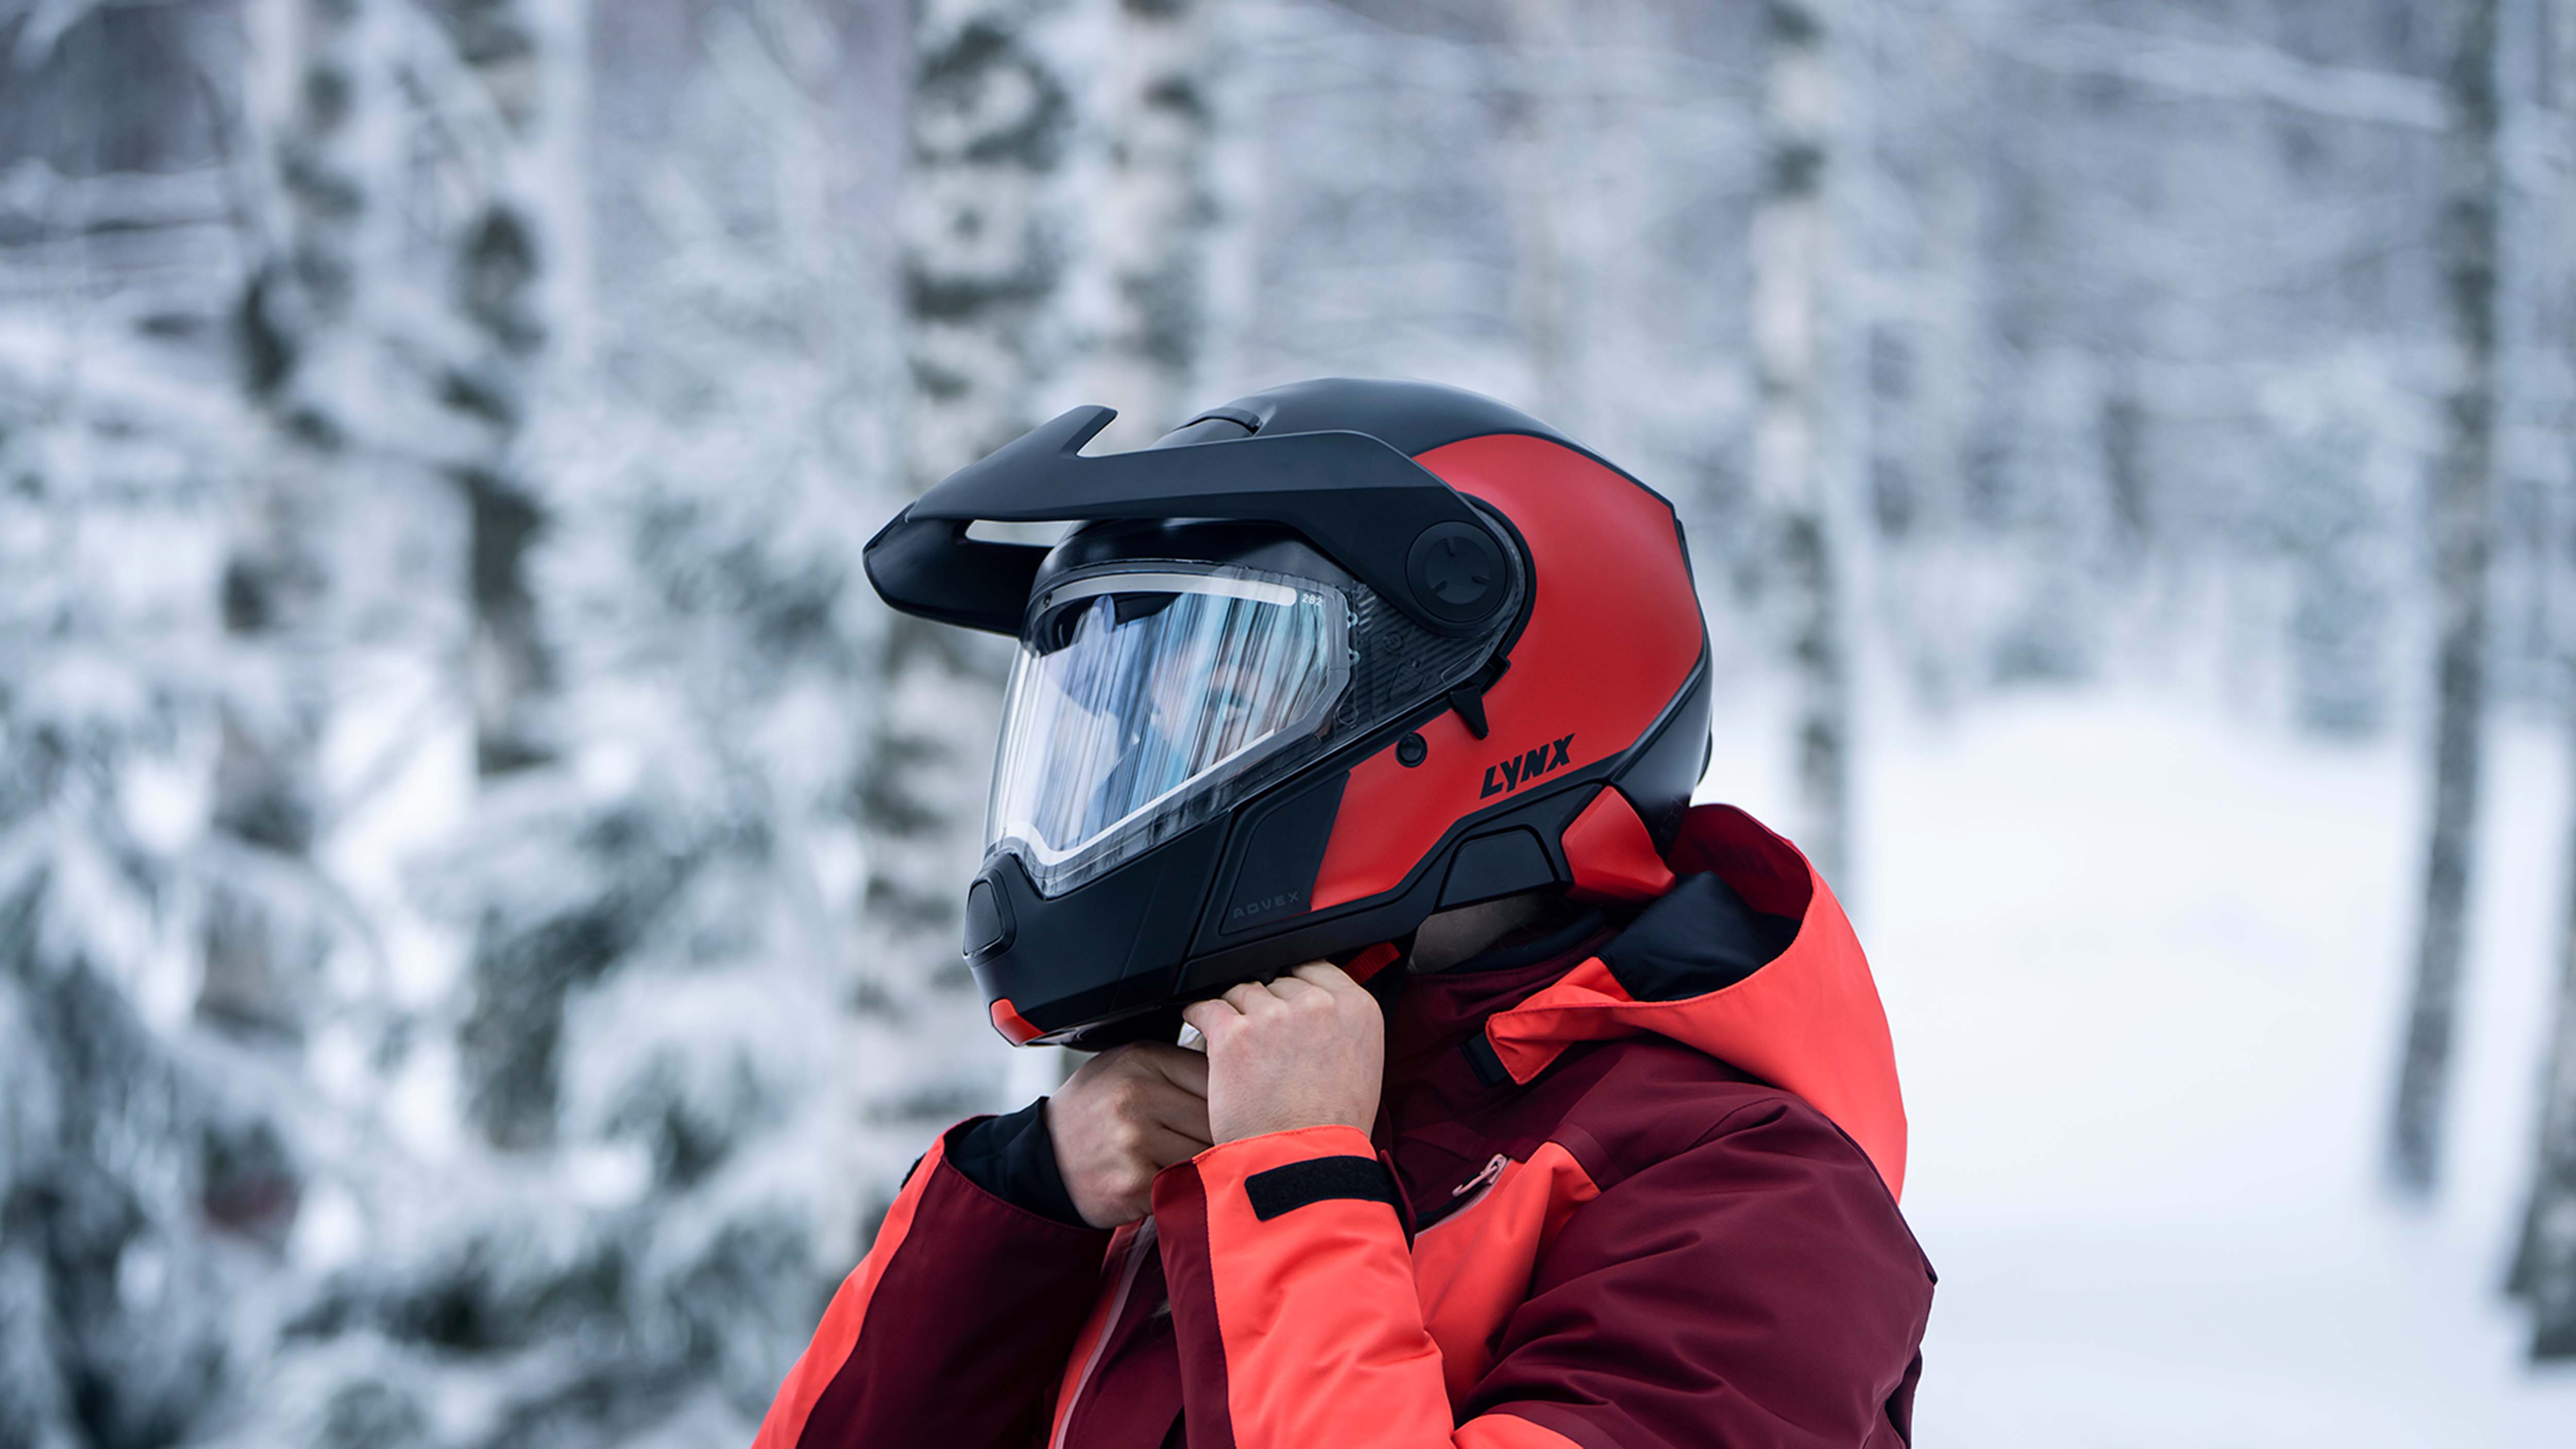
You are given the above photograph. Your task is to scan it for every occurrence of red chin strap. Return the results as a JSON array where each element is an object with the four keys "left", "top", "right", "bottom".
[
  {"left": 1561, "top": 787, "right": 1678, "bottom": 902},
  {"left": 1337, "top": 940, "right": 1405, "bottom": 987}
]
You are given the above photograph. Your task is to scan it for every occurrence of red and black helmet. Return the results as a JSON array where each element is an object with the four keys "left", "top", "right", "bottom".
[{"left": 865, "top": 378, "right": 1710, "bottom": 1048}]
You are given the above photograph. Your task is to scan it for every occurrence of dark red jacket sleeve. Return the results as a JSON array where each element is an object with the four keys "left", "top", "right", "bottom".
[
  {"left": 752, "top": 1117, "right": 1115, "bottom": 1449},
  {"left": 1151, "top": 1103, "right": 1931, "bottom": 1449}
]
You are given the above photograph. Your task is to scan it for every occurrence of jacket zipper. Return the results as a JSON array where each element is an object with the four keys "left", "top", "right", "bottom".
[
  {"left": 1050, "top": 1218, "right": 1155, "bottom": 1449},
  {"left": 1415, "top": 1154, "right": 1509, "bottom": 1235}
]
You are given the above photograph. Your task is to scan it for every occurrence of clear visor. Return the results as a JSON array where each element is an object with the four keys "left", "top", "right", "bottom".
[{"left": 990, "top": 567, "right": 1351, "bottom": 896}]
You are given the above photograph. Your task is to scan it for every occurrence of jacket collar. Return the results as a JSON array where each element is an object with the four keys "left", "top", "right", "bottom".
[{"left": 1466, "top": 804, "right": 1910, "bottom": 1199}]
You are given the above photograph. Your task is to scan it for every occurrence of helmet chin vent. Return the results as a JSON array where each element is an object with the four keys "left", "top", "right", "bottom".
[
  {"left": 963, "top": 879, "right": 1014, "bottom": 959},
  {"left": 1170, "top": 405, "right": 1260, "bottom": 436},
  {"left": 1155, "top": 414, "right": 1255, "bottom": 446}
]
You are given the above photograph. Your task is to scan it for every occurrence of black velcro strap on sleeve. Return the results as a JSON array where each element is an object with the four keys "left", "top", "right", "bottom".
[{"left": 1243, "top": 1155, "right": 1400, "bottom": 1222}]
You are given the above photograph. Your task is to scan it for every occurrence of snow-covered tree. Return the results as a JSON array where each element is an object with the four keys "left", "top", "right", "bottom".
[
  {"left": 0, "top": 7, "right": 309, "bottom": 1446},
  {"left": 217, "top": 4, "right": 913, "bottom": 1444},
  {"left": 1750, "top": 0, "right": 1855, "bottom": 888},
  {"left": 1078, "top": 0, "right": 1228, "bottom": 452},
  {"left": 421, "top": 0, "right": 593, "bottom": 1156},
  {"left": 2522, "top": 751, "right": 2576, "bottom": 1355},
  {"left": 0, "top": 319, "right": 259, "bottom": 1449},
  {"left": 217, "top": 0, "right": 402, "bottom": 1046},
  {"left": 861, "top": 0, "right": 1101, "bottom": 1136},
  {"left": 2251, "top": 352, "right": 2421, "bottom": 738},
  {"left": 1858, "top": 0, "right": 1993, "bottom": 713},
  {"left": 442, "top": 0, "right": 588, "bottom": 783},
  {"left": 2508, "top": 0, "right": 2576, "bottom": 1365},
  {"left": 1493, "top": 0, "right": 1582, "bottom": 435},
  {"left": 2389, "top": 0, "right": 2504, "bottom": 1199}
]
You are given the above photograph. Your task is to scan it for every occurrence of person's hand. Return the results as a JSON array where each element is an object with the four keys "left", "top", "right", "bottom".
[
  {"left": 1180, "top": 963, "right": 1385, "bottom": 1144},
  {"left": 1045, "top": 1043, "right": 1212, "bottom": 1228}
]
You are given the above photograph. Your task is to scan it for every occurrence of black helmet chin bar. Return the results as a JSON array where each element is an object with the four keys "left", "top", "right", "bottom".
[{"left": 863, "top": 405, "right": 1519, "bottom": 639}]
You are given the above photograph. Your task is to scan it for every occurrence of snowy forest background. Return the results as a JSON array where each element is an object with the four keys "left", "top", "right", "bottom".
[{"left": 8, "top": 0, "right": 2576, "bottom": 1444}]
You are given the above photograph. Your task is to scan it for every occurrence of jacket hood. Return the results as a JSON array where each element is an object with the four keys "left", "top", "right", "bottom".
[{"left": 1480, "top": 803, "right": 1909, "bottom": 1198}]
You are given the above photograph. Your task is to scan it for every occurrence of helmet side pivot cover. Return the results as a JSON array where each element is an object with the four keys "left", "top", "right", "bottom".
[{"left": 864, "top": 378, "right": 1711, "bottom": 1048}]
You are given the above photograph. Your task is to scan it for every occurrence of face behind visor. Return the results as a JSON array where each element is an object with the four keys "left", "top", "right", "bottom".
[{"left": 990, "top": 565, "right": 1352, "bottom": 897}]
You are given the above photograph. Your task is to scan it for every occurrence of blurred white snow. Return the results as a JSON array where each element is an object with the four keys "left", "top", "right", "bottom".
[{"left": 1699, "top": 683, "right": 2576, "bottom": 1442}]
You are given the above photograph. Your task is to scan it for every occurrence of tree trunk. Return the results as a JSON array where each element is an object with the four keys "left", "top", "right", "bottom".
[
  {"left": 2517, "top": 715, "right": 2576, "bottom": 1354},
  {"left": 0, "top": 13, "right": 283, "bottom": 1441},
  {"left": 1499, "top": 0, "right": 1580, "bottom": 434},
  {"left": 211, "top": 0, "right": 397, "bottom": 1038},
  {"left": 1876, "top": 0, "right": 1987, "bottom": 716},
  {"left": 447, "top": 0, "right": 587, "bottom": 781},
  {"left": 862, "top": 0, "right": 1093, "bottom": 1153},
  {"left": 996, "top": 0, "right": 1219, "bottom": 1098},
  {"left": 900, "top": 0, "right": 1089, "bottom": 491},
  {"left": 1080, "top": 0, "right": 1223, "bottom": 452},
  {"left": 2387, "top": 0, "right": 2501, "bottom": 1199},
  {"left": 440, "top": 0, "right": 590, "bottom": 1152},
  {"left": 1750, "top": 0, "right": 1853, "bottom": 891},
  {"left": 2506, "top": 0, "right": 2576, "bottom": 1360}
]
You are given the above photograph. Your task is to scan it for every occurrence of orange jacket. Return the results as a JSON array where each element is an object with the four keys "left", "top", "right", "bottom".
[{"left": 756, "top": 806, "right": 1933, "bottom": 1448}]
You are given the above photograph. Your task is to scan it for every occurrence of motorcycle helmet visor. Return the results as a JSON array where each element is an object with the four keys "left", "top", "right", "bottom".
[{"left": 989, "top": 565, "right": 1351, "bottom": 896}]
